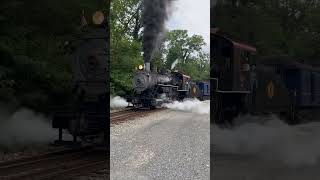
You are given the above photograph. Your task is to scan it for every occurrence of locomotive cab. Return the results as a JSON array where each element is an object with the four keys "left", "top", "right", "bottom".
[
  {"left": 211, "top": 30, "right": 256, "bottom": 125},
  {"left": 211, "top": 29, "right": 295, "bottom": 126},
  {"left": 211, "top": 33, "right": 256, "bottom": 92}
]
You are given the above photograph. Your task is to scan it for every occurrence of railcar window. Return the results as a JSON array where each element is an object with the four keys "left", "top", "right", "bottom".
[
  {"left": 239, "top": 51, "right": 249, "bottom": 62},
  {"left": 225, "top": 58, "right": 231, "bottom": 69},
  {"left": 222, "top": 46, "right": 231, "bottom": 57},
  {"left": 311, "top": 74, "right": 315, "bottom": 101},
  {"left": 250, "top": 54, "right": 256, "bottom": 64},
  {"left": 275, "top": 65, "right": 281, "bottom": 74},
  {"left": 212, "top": 40, "right": 217, "bottom": 57},
  {"left": 245, "top": 52, "right": 250, "bottom": 62}
]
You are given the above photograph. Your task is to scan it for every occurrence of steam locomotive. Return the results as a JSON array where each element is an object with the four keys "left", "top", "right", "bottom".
[
  {"left": 131, "top": 64, "right": 210, "bottom": 108},
  {"left": 211, "top": 28, "right": 320, "bottom": 126},
  {"left": 52, "top": 11, "right": 108, "bottom": 145}
]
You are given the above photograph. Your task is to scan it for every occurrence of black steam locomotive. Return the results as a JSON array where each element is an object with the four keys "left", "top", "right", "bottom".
[
  {"left": 130, "top": 64, "right": 209, "bottom": 108},
  {"left": 211, "top": 28, "right": 320, "bottom": 126},
  {"left": 52, "top": 11, "right": 108, "bottom": 145}
]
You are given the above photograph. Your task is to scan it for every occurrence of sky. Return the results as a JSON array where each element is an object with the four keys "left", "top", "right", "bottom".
[{"left": 167, "top": 0, "right": 210, "bottom": 52}]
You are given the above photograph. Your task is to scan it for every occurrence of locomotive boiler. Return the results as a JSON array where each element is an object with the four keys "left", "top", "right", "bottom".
[
  {"left": 133, "top": 69, "right": 173, "bottom": 93},
  {"left": 52, "top": 10, "right": 108, "bottom": 145}
]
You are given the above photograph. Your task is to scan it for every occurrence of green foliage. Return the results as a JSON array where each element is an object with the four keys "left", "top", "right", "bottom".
[
  {"left": 110, "top": 0, "right": 143, "bottom": 96},
  {"left": 110, "top": 36, "right": 143, "bottom": 95},
  {"left": 159, "top": 30, "right": 209, "bottom": 81},
  {"left": 0, "top": 0, "right": 106, "bottom": 112},
  {"left": 214, "top": 0, "right": 320, "bottom": 62},
  {"left": 111, "top": 0, "right": 142, "bottom": 40}
]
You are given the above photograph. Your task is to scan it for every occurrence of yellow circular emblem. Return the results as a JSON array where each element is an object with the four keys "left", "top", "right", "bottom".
[
  {"left": 92, "top": 11, "right": 105, "bottom": 25},
  {"left": 266, "top": 81, "right": 274, "bottom": 99},
  {"left": 193, "top": 86, "right": 197, "bottom": 94}
]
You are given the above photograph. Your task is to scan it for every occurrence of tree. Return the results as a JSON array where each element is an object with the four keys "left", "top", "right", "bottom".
[
  {"left": 213, "top": 0, "right": 320, "bottom": 62},
  {"left": 0, "top": 0, "right": 109, "bottom": 112},
  {"left": 110, "top": 0, "right": 143, "bottom": 96},
  {"left": 111, "top": 0, "right": 143, "bottom": 40},
  {"left": 163, "top": 30, "right": 209, "bottom": 80}
]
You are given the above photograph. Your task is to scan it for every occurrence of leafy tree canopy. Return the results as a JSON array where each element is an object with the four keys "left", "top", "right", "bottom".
[
  {"left": 213, "top": 0, "right": 320, "bottom": 63},
  {"left": 0, "top": 0, "right": 108, "bottom": 112}
]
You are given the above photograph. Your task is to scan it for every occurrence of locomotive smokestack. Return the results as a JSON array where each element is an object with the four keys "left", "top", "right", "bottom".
[
  {"left": 144, "top": 62, "right": 150, "bottom": 72},
  {"left": 142, "top": 0, "right": 174, "bottom": 72}
]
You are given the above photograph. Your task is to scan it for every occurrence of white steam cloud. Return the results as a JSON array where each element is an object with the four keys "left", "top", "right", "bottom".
[
  {"left": 110, "top": 96, "right": 129, "bottom": 109},
  {"left": 163, "top": 99, "right": 210, "bottom": 114},
  {"left": 171, "top": 59, "right": 179, "bottom": 70},
  {"left": 213, "top": 114, "right": 320, "bottom": 167},
  {"left": 0, "top": 108, "right": 56, "bottom": 148}
]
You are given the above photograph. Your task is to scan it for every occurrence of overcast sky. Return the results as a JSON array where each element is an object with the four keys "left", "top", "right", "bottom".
[{"left": 167, "top": 0, "right": 210, "bottom": 52}]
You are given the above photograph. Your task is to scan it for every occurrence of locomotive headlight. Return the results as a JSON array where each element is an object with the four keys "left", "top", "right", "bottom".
[
  {"left": 92, "top": 11, "right": 105, "bottom": 25},
  {"left": 138, "top": 65, "right": 144, "bottom": 70}
]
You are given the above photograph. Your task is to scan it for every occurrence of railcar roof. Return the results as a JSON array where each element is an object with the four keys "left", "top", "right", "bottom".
[
  {"left": 197, "top": 81, "right": 210, "bottom": 83},
  {"left": 211, "top": 28, "right": 257, "bottom": 53},
  {"left": 172, "top": 71, "right": 191, "bottom": 79},
  {"left": 182, "top": 74, "right": 191, "bottom": 79},
  {"left": 258, "top": 56, "right": 320, "bottom": 72}
]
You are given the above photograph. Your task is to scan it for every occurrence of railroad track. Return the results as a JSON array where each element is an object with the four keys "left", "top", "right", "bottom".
[
  {"left": 0, "top": 109, "right": 162, "bottom": 179},
  {"left": 111, "top": 108, "right": 164, "bottom": 125},
  {"left": 0, "top": 147, "right": 108, "bottom": 180}
]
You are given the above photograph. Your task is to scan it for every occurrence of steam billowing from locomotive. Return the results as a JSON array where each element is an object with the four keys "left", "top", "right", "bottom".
[{"left": 142, "top": 0, "right": 175, "bottom": 71}]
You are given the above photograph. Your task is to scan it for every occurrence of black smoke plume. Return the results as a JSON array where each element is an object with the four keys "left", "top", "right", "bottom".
[{"left": 142, "top": 0, "right": 174, "bottom": 63}]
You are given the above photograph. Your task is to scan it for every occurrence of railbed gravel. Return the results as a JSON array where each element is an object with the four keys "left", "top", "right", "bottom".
[{"left": 111, "top": 109, "right": 210, "bottom": 180}]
